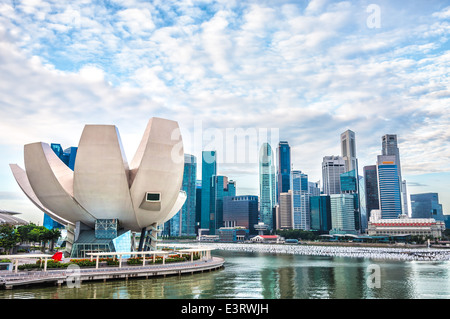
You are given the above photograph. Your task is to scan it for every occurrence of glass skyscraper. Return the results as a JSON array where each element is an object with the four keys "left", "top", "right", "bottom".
[
  {"left": 291, "top": 170, "right": 310, "bottom": 230},
  {"left": 330, "top": 194, "right": 356, "bottom": 234},
  {"left": 277, "top": 141, "right": 291, "bottom": 204},
  {"left": 377, "top": 155, "right": 402, "bottom": 219},
  {"left": 201, "top": 151, "right": 217, "bottom": 230},
  {"left": 363, "top": 165, "right": 379, "bottom": 220},
  {"left": 259, "top": 143, "right": 276, "bottom": 230},
  {"left": 210, "top": 175, "right": 236, "bottom": 234},
  {"left": 310, "top": 195, "right": 332, "bottom": 233},
  {"left": 411, "top": 193, "right": 444, "bottom": 221},
  {"left": 164, "top": 154, "right": 197, "bottom": 237},
  {"left": 223, "top": 195, "right": 259, "bottom": 235}
]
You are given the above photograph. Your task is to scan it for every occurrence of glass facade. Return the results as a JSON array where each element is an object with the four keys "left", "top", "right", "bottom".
[
  {"left": 310, "top": 195, "right": 331, "bottom": 233},
  {"left": 164, "top": 154, "right": 197, "bottom": 237},
  {"left": 259, "top": 143, "right": 276, "bottom": 230},
  {"left": 277, "top": 141, "right": 291, "bottom": 204},
  {"left": 330, "top": 194, "right": 356, "bottom": 234},
  {"left": 291, "top": 170, "right": 310, "bottom": 230},
  {"left": 363, "top": 165, "right": 379, "bottom": 220},
  {"left": 112, "top": 230, "right": 131, "bottom": 258},
  {"left": 322, "top": 156, "right": 346, "bottom": 195},
  {"left": 411, "top": 193, "right": 444, "bottom": 221},
  {"left": 223, "top": 195, "right": 259, "bottom": 235},
  {"left": 201, "top": 151, "right": 217, "bottom": 229},
  {"left": 377, "top": 155, "right": 402, "bottom": 219},
  {"left": 210, "top": 176, "right": 236, "bottom": 234},
  {"left": 95, "top": 219, "right": 118, "bottom": 239}
]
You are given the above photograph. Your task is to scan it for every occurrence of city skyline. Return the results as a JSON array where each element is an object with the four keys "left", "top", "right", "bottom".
[{"left": 0, "top": 1, "right": 449, "bottom": 224}]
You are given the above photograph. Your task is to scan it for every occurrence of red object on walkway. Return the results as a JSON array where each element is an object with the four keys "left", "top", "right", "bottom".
[{"left": 52, "top": 252, "right": 63, "bottom": 261}]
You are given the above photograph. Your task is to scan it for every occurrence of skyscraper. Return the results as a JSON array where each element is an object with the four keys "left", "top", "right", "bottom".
[
  {"left": 201, "top": 151, "right": 216, "bottom": 230},
  {"left": 381, "top": 134, "right": 408, "bottom": 214},
  {"left": 410, "top": 193, "right": 444, "bottom": 221},
  {"left": 377, "top": 155, "right": 402, "bottom": 219},
  {"left": 277, "top": 141, "right": 291, "bottom": 204},
  {"left": 330, "top": 194, "right": 356, "bottom": 234},
  {"left": 322, "top": 156, "right": 345, "bottom": 195},
  {"left": 291, "top": 170, "right": 310, "bottom": 230},
  {"left": 310, "top": 195, "right": 332, "bottom": 234},
  {"left": 363, "top": 165, "right": 379, "bottom": 220},
  {"left": 259, "top": 143, "right": 276, "bottom": 230},
  {"left": 223, "top": 195, "right": 259, "bottom": 234},
  {"left": 276, "top": 190, "right": 293, "bottom": 230},
  {"left": 341, "top": 130, "right": 357, "bottom": 173},
  {"left": 210, "top": 175, "right": 236, "bottom": 234}
]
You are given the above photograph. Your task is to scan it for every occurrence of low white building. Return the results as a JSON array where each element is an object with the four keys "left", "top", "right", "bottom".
[{"left": 367, "top": 210, "right": 446, "bottom": 238}]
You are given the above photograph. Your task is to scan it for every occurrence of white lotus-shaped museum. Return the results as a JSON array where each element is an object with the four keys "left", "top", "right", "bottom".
[{"left": 10, "top": 117, "right": 186, "bottom": 233}]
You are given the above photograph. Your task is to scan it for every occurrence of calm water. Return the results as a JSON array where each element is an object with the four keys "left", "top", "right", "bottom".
[{"left": 1, "top": 250, "right": 449, "bottom": 299}]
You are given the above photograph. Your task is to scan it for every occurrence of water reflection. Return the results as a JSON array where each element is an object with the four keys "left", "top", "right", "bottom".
[{"left": 1, "top": 250, "right": 449, "bottom": 299}]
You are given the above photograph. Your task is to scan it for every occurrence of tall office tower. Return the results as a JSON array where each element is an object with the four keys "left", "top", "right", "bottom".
[
  {"left": 291, "top": 170, "right": 310, "bottom": 230},
  {"left": 363, "top": 165, "right": 379, "bottom": 220},
  {"left": 381, "top": 134, "right": 407, "bottom": 214},
  {"left": 223, "top": 195, "right": 259, "bottom": 235},
  {"left": 340, "top": 169, "right": 361, "bottom": 231},
  {"left": 259, "top": 143, "right": 276, "bottom": 230},
  {"left": 277, "top": 190, "right": 293, "bottom": 230},
  {"left": 210, "top": 175, "right": 236, "bottom": 234},
  {"left": 180, "top": 154, "right": 197, "bottom": 236},
  {"left": 341, "top": 130, "right": 357, "bottom": 173},
  {"left": 330, "top": 194, "right": 356, "bottom": 234},
  {"left": 410, "top": 193, "right": 444, "bottom": 221},
  {"left": 195, "top": 180, "right": 202, "bottom": 234},
  {"left": 201, "top": 151, "right": 217, "bottom": 230},
  {"left": 309, "top": 181, "right": 320, "bottom": 197},
  {"left": 358, "top": 175, "right": 368, "bottom": 233},
  {"left": 310, "top": 195, "right": 332, "bottom": 234},
  {"left": 377, "top": 155, "right": 402, "bottom": 219},
  {"left": 277, "top": 141, "right": 291, "bottom": 204},
  {"left": 322, "top": 156, "right": 346, "bottom": 195},
  {"left": 163, "top": 154, "right": 197, "bottom": 237}
]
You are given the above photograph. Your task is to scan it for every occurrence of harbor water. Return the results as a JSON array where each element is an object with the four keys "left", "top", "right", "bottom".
[{"left": 0, "top": 246, "right": 449, "bottom": 299}]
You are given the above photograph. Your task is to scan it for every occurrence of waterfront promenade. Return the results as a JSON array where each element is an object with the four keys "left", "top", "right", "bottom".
[
  {"left": 0, "top": 257, "right": 224, "bottom": 290},
  {"left": 205, "top": 243, "right": 450, "bottom": 261}
]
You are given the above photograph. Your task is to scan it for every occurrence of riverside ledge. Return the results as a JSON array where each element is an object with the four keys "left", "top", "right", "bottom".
[
  {"left": 205, "top": 243, "right": 450, "bottom": 261},
  {"left": 0, "top": 257, "right": 225, "bottom": 290}
]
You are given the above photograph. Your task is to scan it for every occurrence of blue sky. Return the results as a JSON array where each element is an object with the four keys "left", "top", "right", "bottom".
[{"left": 0, "top": 0, "right": 449, "bottom": 224}]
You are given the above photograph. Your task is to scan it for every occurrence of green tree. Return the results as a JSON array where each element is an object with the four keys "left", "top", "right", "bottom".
[{"left": 0, "top": 224, "right": 20, "bottom": 254}]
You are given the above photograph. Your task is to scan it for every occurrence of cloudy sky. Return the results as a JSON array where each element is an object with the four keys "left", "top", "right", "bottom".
[{"left": 0, "top": 0, "right": 448, "bottom": 224}]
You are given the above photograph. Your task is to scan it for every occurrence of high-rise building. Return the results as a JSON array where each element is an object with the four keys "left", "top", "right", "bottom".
[
  {"left": 381, "top": 134, "right": 408, "bottom": 214},
  {"left": 259, "top": 143, "right": 276, "bottom": 230},
  {"left": 310, "top": 195, "right": 332, "bottom": 234},
  {"left": 277, "top": 141, "right": 291, "bottom": 204},
  {"left": 410, "top": 193, "right": 444, "bottom": 221},
  {"left": 291, "top": 170, "right": 310, "bottom": 230},
  {"left": 164, "top": 154, "right": 197, "bottom": 237},
  {"left": 341, "top": 130, "right": 357, "bottom": 173},
  {"left": 210, "top": 175, "right": 236, "bottom": 234},
  {"left": 276, "top": 190, "right": 293, "bottom": 230},
  {"left": 340, "top": 169, "right": 361, "bottom": 231},
  {"left": 377, "top": 155, "right": 402, "bottom": 219},
  {"left": 223, "top": 195, "right": 259, "bottom": 235},
  {"left": 201, "top": 151, "right": 216, "bottom": 229},
  {"left": 330, "top": 194, "right": 356, "bottom": 234},
  {"left": 195, "top": 180, "right": 202, "bottom": 234},
  {"left": 322, "top": 156, "right": 345, "bottom": 195},
  {"left": 363, "top": 165, "right": 379, "bottom": 220}
]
